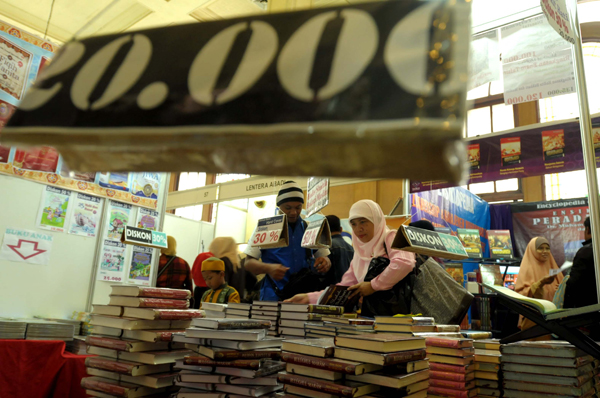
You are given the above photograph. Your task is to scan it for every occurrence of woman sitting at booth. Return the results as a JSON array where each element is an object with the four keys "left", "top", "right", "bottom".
[
  {"left": 515, "top": 237, "right": 563, "bottom": 334},
  {"left": 285, "top": 199, "right": 415, "bottom": 317}
]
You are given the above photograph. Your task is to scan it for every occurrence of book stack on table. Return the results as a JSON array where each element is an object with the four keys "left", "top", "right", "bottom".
[
  {"left": 473, "top": 339, "right": 502, "bottom": 397},
  {"left": 226, "top": 303, "right": 252, "bottom": 319},
  {"left": 501, "top": 340, "right": 597, "bottom": 398},
  {"left": 171, "top": 318, "right": 285, "bottom": 397},
  {"left": 278, "top": 333, "right": 429, "bottom": 398},
  {"left": 425, "top": 337, "right": 476, "bottom": 398},
  {"left": 304, "top": 317, "right": 375, "bottom": 339},
  {"left": 201, "top": 303, "right": 227, "bottom": 319},
  {"left": 252, "top": 301, "right": 280, "bottom": 337},
  {"left": 374, "top": 316, "right": 436, "bottom": 335},
  {"left": 278, "top": 303, "right": 344, "bottom": 339},
  {"left": 82, "top": 285, "right": 202, "bottom": 397},
  {"left": 0, "top": 318, "right": 27, "bottom": 339}
]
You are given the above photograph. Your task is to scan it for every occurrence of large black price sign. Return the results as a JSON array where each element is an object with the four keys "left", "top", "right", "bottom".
[{"left": 3, "top": 1, "right": 470, "bottom": 180}]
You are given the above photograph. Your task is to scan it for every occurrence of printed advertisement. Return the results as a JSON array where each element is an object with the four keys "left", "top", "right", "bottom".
[
  {"left": 469, "top": 29, "right": 501, "bottom": 90},
  {"left": 542, "top": 129, "right": 565, "bottom": 161},
  {"left": 457, "top": 228, "right": 483, "bottom": 258},
  {"left": 468, "top": 144, "right": 480, "bottom": 169},
  {"left": 67, "top": 193, "right": 103, "bottom": 238},
  {"left": 411, "top": 186, "right": 491, "bottom": 256},
  {"left": 501, "top": 137, "right": 521, "bottom": 167},
  {"left": 13, "top": 146, "right": 59, "bottom": 172},
  {"left": 98, "top": 240, "right": 126, "bottom": 283},
  {"left": 105, "top": 201, "right": 132, "bottom": 241},
  {"left": 127, "top": 245, "right": 154, "bottom": 286},
  {"left": 0, "top": 35, "right": 32, "bottom": 100},
  {"left": 98, "top": 172, "right": 130, "bottom": 192},
  {"left": 136, "top": 208, "right": 159, "bottom": 231},
  {"left": 132, "top": 172, "right": 160, "bottom": 199},
  {"left": 511, "top": 198, "right": 588, "bottom": 265},
  {"left": 487, "top": 230, "right": 514, "bottom": 259},
  {"left": 37, "top": 186, "right": 71, "bottom": 233},
  {"left": 501, "top": 15, "right": 575, "bottom": 106}
]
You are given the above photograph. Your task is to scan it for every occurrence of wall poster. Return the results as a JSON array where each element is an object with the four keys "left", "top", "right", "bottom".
[
  {"left": 67, "top": 193, "right": 103, "bottom": 238},
  {"left": 37, "top": 186, "right": 71, "bottom": 233}
]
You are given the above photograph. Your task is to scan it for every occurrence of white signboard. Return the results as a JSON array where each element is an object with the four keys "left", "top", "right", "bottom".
[
  {"left": 0, "top": 227, "right": 53, "bottom": 265},
  {"left": 469, "top": 30, "right": 501, "bottom": 90},
  {"left": 306, "top": 178, "right": 330, "bottom": 217},
  {"left": 250, "top": 215, "right": 289, "bottom": 249},
  {"left": 501, "top": 15, "right": 575, "bottom": 105},
  {"left": 540, "top": 0, "right": 576, "bottom": 45}
]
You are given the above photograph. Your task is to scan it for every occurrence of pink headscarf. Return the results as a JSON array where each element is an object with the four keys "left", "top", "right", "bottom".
[{"left": 349, "top": 199, "right": 392, "bottom": 264}]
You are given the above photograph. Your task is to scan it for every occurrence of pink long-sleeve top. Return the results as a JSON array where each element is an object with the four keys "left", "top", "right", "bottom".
[{"left": 307, "top": 230, "right": 415, "bottom": 304}]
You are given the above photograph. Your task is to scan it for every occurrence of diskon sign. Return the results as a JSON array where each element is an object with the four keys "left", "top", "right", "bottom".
[{"left": 4, "top": 1, "right": 470, "bottom": 181}]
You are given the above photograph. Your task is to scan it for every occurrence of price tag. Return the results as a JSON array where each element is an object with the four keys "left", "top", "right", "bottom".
[
  {"left": 392, "top": 225, "right": 468, "bottom": 260},
  {"left": 301, "top": 217, "right": 332, "bottom": 249},
  {"left": 250, "top": 215, "right": 289, "bottom": 249},
  {"left": 121, "top": 226, "right": 168, "bottom": 249}
]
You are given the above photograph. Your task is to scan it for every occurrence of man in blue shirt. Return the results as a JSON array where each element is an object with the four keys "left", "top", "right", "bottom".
[{"left": 244, "top": 181, "right": 331, "bottom": 301}]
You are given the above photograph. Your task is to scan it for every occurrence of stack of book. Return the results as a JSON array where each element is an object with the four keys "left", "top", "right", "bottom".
[
  {"left": 226, "top": 303, "right": 252, "bottom": 319},
  {"left": 201, "top": 303, "right": 227, "bottom": 319},
  {"left": 82, "top": 285, "right": 202, "bottom": 397},
  {"left": 0, "top": 318, "right": 27, "bottom": 339},
  {"left": 501, "top": 340, "right": 596, "bottom": 397},
  {"left": 25, "top": 319, "right": 76, "bottom": 341},
  {"left": 66, "top": 336, "right": 88, "bottom": 355},
  {"left": 425, "top": 337, "right": 476, "bottom": 398},
  {"left": 252, "top": 301, "right": 280, "bottom": 337},
  {"left": 304, "top": 317, "right": 376, "bottom": 338},
  {"left": 374, "top": 316, "right": 437, "bottom": 335},
  {"left": 171, "top": 318, "right": 285, "bottom": 397},
  {"left": 473, "top": 339, "right": 502, "bottom": 397},
  {"left": 278, "top": 303, "right": 343, "bottom": 339},
  {"left": 279, "top": 333, "right": 429, "bottom": 398}
]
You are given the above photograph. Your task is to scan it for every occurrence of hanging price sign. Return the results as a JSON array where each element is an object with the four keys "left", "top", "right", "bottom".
[
  {"left": 306, "top": 178, "right": 330, "bottom": 217},
  {"left": 250, "top": 215, "right": 289, "bottom": 249},
  {"left": 301, "top": 217, "right": 332, "bottom": 249}
]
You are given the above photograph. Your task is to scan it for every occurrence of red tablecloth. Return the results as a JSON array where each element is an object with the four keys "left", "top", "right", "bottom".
[{"left": 0, "top": 340, "right": 93, "bottom": 398}]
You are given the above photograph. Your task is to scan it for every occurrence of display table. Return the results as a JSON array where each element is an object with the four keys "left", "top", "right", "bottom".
[{"left": 0, "top": 340, "right": 92, "bottom": 398}]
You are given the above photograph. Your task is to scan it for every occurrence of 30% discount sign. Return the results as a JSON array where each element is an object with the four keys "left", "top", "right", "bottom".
[{"left": 253, "top": 230, "right": 281, "bottom": 245}]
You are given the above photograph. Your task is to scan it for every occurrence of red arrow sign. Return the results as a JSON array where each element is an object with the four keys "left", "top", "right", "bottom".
[{"left": 7, "top": 240, "right": 47, "bottom": 260}]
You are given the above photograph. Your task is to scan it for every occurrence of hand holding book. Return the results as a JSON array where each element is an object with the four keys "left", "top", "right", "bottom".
[
  {"left": 348, "top": 282, "right": 375, "bottom": 299},
  {"left": 285, "top": 294, "right": 310, "bottom": 304}
]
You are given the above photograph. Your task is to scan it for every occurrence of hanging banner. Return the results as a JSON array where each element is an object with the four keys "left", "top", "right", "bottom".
[
  {"left": 127, "top": 245, "right": 154, "bottom": 286},
  {"left": 37, "top": 186, "right": 71, "bottom": 233},
  {"left": 3, "top": 1, "right": 471, "bottom": 183},
  {"left": 97, "top": 240, "right": 127, "bottom": 283},
  {"left": 468, "top": 30, "right": 501, "bottom": 90},
  {"left": 306, "top": 177, "right": 330, "bottom": 217},
  {"left": 0, "top": 227, "right": 53, "bottom": 265},
  {"left": 105, "top": 201, "right": 132, "bottom": 241},
  {"left": 136, "top": 208, "right": 160, "bottom": 231},
  {"left": 411, "top": 186, "right": 491, "bottom": 255},
  {"left": 67, "top": 193, "right": 103, "bottom": 238},
  {"left": 501, "top": 14, "right": 575, "bottom": 106},
  {"left": 511, "top": 198, "right": 587, "bottom": 265},
  {"left": 411, "top": 116, "right": 600, "bottom": 193},
  {"left": 540, "top": 0, "right": 576, "bottom": 45}
]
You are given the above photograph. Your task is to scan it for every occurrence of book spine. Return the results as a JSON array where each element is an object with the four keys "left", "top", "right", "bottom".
[
  {"left": 430, "top": 371, "right": 468, "bottom": 382},
  {"left": 278, "top": 374, "right": 353, "bottom": 398},
  {"left": 307, "top": 305, "right": 344, "bottom": 315},
  {"left": 436, "top": 325, "right": 460, "bottom": 332},
  {"left": 85, "top": 336, "right": 129, "bottom": 351},
  {"left": 85, "top": 358, "right": 136, "bottom": 375},
  {"left": 138, "top": 287, "right": 191, "bottom": 299},
  {"left": 426, "top": 337, "right": 467, "bottom": 349},
  {"left": 383, "top": 349, "right": 427, "bottom": 365},
  {"left": 184, "top": 357, "right": 261, "bottom": 369},
  {"left": 428, "top": 386, "right": 469, "bottom": 398},
  {"left": 429, "top": 378, "right": 469, "bottom": 389},
  {"left": 217, "top": 321, "right": 271, "bottom": 330},
  {"left": 152, "top": 309, "right": 202, "bottom": 320},
  {"left": 138, "top": 298, "right": 190, "bottom": 309},
  {"left": 81, "top": 378, "right": 128, "bottom": 397},
  {"left": 156, "top": 331, "right": 180, "bottom": 341},
  {"left": 282, "top": 353, "right": 357, "bottom": 374},
  {"left": 216, "top": 350, "right": 281, "bottom": 360},
  {"left": 429, "top": 362, "right": 469, "bottom": 373}
]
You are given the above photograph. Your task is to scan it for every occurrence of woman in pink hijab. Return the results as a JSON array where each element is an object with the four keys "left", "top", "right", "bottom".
[
  {"left": 285, "top": 199, "right": 415, "bottom": 305},
  {"left": 515, "top": 237, "right": 563, "bottom": 331}
]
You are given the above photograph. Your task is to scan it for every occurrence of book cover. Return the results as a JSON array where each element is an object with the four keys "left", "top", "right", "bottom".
[
  {"left": 335, "top": 334, "right": 426, "bottom": 353},
  {"left": 425, "top": 337, "right": 473, "bottom": 349},
  {"left": 318, "top": 285, "right": 360, "bottom": 313},
  {"left": 430, "top": 370, "right": 474, "bottom": 382},
  {"left": 110, "top": 285, "right": 191, "bottom": 299},
  {"left": 282, "top": 338, "right": 335, "bottom": 358},
  {"left": 429, "top": 362, "right": 475, "bottom": 374},
  {"left": 184, "top": 357, "right": 261, "bottom": 369},
  {"left": 445, "top": 263, "right": 464, "bottom": 284},
  {"left": 334, "top": 347, "right": 427, "bottom": 366},
  {"left": 282, "top": 352, "right": 381, "bottom": 375},
  {"left": 456, "top": 229, "right": 483, "bottom": 259},
  {"left": 191, "top": 318, "right": 271, "bottom": 330},
  {"left": 109, "top": 296, "right": 190, "bottom": 309},
  {"left": 280, "top": 303, "right": 344, "bottom": 315},
  {"left": 429, "top": 378, "right": 475, "bottom": 390},
  {"left": 277, "top": 373, "right": 378, "bottom": 398},
  {"left": 487, "top": 230, "right": 514, "bottom": 259},
  {"left": 214, "top": 349, "right": 281, "bottom": 361},
  {"left": 428, "top": 385, "right": 477, "bottom": 398},
  {"left": 123, "top": 308, "right": 202, "bottom": 320}
]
